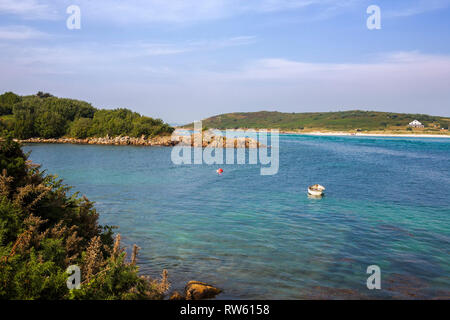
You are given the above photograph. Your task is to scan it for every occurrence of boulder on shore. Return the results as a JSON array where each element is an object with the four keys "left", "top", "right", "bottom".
[
  {"left": 169, "top": 291, "right": 185, "bottom": 300},
  {"left": 185, "top": 281, "right": 222, "bottom": 300},
  {"left": 17, "top": 132, "right": 263, "bottom": 148}
]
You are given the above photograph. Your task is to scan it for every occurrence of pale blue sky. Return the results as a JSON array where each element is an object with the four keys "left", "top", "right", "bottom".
[{"left": 1, "top": 0, "right": 450, "bottom": 122}]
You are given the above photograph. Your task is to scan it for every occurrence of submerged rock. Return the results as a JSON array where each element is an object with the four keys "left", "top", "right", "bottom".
[
  {"left": 185, "top": 281, "right": 222, "bottom": 300},
  {"left": 169, "top": 291, "right": 185, "bottom": 300}
]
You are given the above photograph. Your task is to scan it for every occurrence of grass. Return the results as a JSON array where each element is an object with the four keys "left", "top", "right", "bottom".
[{"left": 183, "top": 110, "right": 450, "bottom": 134}]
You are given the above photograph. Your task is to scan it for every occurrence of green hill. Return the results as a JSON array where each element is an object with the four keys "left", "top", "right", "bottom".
[
  {"left": 184, "top": 110, "right": 450, "bottom": 133},
  {"left": 0, "top": 91, "right": 174, "bottom": 139}
]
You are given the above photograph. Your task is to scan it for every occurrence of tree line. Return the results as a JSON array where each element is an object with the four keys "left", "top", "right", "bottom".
[
  {"left": 0, "top": 92, "right": 174, "bottom": 139},
  {"left": 191, "top": 110, "right": 450, "bottom": 131}
]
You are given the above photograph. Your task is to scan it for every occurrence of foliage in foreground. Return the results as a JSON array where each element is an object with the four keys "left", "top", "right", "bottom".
[
  {"left": 0, "top": 136, "right": 169, "bottom": 299},
  {"left": 0, "top": 91, "right": 174, "bottom": 139}
]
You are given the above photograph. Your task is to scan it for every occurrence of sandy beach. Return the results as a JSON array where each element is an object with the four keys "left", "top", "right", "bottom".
[
  {"left": 289, "top": 131, "right": 450, "bottom": 138},
  {"left": 178, "top": 127, "right": 450, "bottom": 138}
]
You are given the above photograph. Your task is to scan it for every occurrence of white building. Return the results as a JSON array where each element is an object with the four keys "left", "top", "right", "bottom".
[{"left": 409, "top": 120, "right": 424, "bottom": 128}]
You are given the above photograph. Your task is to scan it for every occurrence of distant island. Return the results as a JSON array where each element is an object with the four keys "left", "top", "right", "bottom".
[
  {"left": 0, "top": 91, "right": 174, "bottom": 140},
  {"left": 183, "top": 111, "right": 450, "bottom": 136}
]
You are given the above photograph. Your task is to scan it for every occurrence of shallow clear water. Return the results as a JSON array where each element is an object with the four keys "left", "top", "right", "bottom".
[{"left": 23, "top": 135, "right": 450, "bottom": 299}]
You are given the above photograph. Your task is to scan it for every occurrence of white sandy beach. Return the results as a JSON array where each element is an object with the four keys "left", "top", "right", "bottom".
[
  {"left": 296, "top": 131, "right": 450, "bottom": 138},
  {"left": 176, "top": 128, "right": 450, "bottom": 138}
]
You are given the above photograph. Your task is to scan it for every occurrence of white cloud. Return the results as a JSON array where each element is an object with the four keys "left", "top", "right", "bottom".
[
  {"left": 385, "top": 0, "right": 450, "bottom": 18},
  {"left": 2, "top": 0, "right": 449, "bottom": 24},
  {"left": 83, "top": 0, "right": 362, "bottom": 24},
  {"left": 3, "top": 45, "right": 449, "bottom": 121},
  {"left": 116, "top": 36, "right": 257, "bottom": 57},
  {"left": 0, "top": 25, "right": 48, "bottom": 40},
  {"left": 176, "top": 51, "right": 450, "bottom": 119},
  {"left": 0, "top": 35, "right": 256, "bottom": 75},
  {"left": 0, "top": 0, "right": 356, "bottom": 23},
  {"left": 0, "top": 0, "right": 58, "bottom": 19},
  {"left": 207, "top": 52, "right": 450, "bottom": 83}
]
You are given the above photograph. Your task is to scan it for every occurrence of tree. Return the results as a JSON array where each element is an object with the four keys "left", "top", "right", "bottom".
[
  {"left": 0, "top": 92, "right": 21, "bottom": 116},
  {"left": 36, "top": 91, "right": 53, "bottom": 98},
  {"left": 34, "top": 111, "right": 67, "bottom": 138},
  {"left": 0, "top": 91, "right": 174, "bottom": 139},
  {"left": 12, "top": 105, "right": 35, "bottom": 139},
  {"left": 131, "top": 117, "right": 173, "bottom": 138},
  {"left": 69, "top": 118, "right": 92, "bottom": 139}
]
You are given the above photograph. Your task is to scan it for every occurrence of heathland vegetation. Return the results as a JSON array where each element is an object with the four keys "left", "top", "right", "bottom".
[
  {"left": 0, "top": 92, "right": 174, "bottom": 140},
  {"left": 186, "top": 110, "right": 450, "bottom": 133},
  {"left": 0, "top": 136, "right": 169, "bottom": 299}
]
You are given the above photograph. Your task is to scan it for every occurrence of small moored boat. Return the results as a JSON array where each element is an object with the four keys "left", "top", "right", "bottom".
[{"left": 308, "top": 184, "right": 325, "bottom": 196}]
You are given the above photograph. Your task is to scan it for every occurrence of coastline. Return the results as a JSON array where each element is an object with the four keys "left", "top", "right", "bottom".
[
  {"left": 17, "top": 133, "right": 264, "bottom": 148},
  {"left": 16, "top": 130, "right": 450, "bottom": 148},
  {"left": 176, "top": 127, "right": 450, "bottom": 138},
  {"left": 281, "top": 131, "right": 450, "bottom": 138},
  {"left": 17, "top": 135, "right": 177, "bottom": 146},
  {"left": 180, "top": 127, "right": 450, "bottom": 138}
]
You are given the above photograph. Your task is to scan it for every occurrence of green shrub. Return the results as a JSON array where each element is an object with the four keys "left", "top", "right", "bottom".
[
  {"left": 12, "top": 104, "right": 35, "bottom": 139},
  {"left": 0, "top": 136, "right": 169, "bottom": 299},
  {"left": 34, "top": 111, "right": 67, "bottom": 138},
  {"left": 0, "top": 92, "right": 21, "bottom": 116},
  {"left": 69, "top": 118, "right": 93, "bottom": 139}
]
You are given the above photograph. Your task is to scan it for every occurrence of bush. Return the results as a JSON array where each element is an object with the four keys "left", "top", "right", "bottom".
[
  {"left": 69, "top": 118, "right": 93, "bottom": 139},
  {"left": 12, "top": 104, "right": 35, "bottom": 139},
  {"left": 0, "top": 92, "right": 21, "bottom": 116},
  {"left": 34, "top": 111, "right": 67, "bottom": 138},
  {"left": 36, "top": 92, "right": 53, "bottom": 99},
  {"left": 0, "top": 105, "right": 12, "bottom": 117},
  {"left": 0, "top": 136, "right": 169, "bottom": 299}
]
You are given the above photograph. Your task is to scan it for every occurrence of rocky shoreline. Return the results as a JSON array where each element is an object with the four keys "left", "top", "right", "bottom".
[
  {"left": 18, "top": 132, "right": 264, "bottom": 148},
  {"left": 19, "top": 135, "right": 177, "bottom": 146}
]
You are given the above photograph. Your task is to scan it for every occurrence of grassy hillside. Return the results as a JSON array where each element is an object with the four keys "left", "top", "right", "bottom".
[
  {"left": 185, "top": 110, "right": 450, "bottom": 133},
  {"left": 0, "top": 91, "right": 174, "bottom": 139}
]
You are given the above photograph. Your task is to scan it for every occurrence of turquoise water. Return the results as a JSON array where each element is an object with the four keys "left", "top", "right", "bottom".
[{"left": 23, "top": 135, "right": 450, "bottom": 299}]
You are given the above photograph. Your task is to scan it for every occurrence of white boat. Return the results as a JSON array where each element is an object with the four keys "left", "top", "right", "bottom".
[{"left": 308, "top": 184, "right": 325, "bottom": 196}]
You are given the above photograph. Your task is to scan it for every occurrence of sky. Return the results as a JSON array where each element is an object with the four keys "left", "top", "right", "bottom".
[{"left": 1, "top": 0, "right": 450, "bottom": 123}]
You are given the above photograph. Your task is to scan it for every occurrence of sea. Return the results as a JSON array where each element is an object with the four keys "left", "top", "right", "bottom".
[{"left": 23, "top": 134, "right": 450, "bottom": 299}]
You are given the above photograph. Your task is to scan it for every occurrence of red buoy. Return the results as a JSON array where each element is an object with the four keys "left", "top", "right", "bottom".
[{"left": 216, "top": 168, "right": 223, "bottom": 174}]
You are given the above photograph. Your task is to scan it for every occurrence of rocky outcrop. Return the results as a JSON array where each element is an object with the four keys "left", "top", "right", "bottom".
[
  {"left": 167, "top": 281, "right": 222, "bottom": 300},
  {"left": 18, "top": 131, "right": 264, "bottom": 148},
  {"left": 173, "top": 130, "right": 264, "bottom": 148},
  {"left": 19, "top": 135, "right": 177, "bottom": 147},
  {"left": 169, "top": 291, "right": 185, "bottom": 300},
  {"left": 185, "top": 281, "right": 222, "bottom": 300}
]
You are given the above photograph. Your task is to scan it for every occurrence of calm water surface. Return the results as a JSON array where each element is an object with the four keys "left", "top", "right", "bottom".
[{"left": 23, "top": 135, "right": 450, "bottom": 299}]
